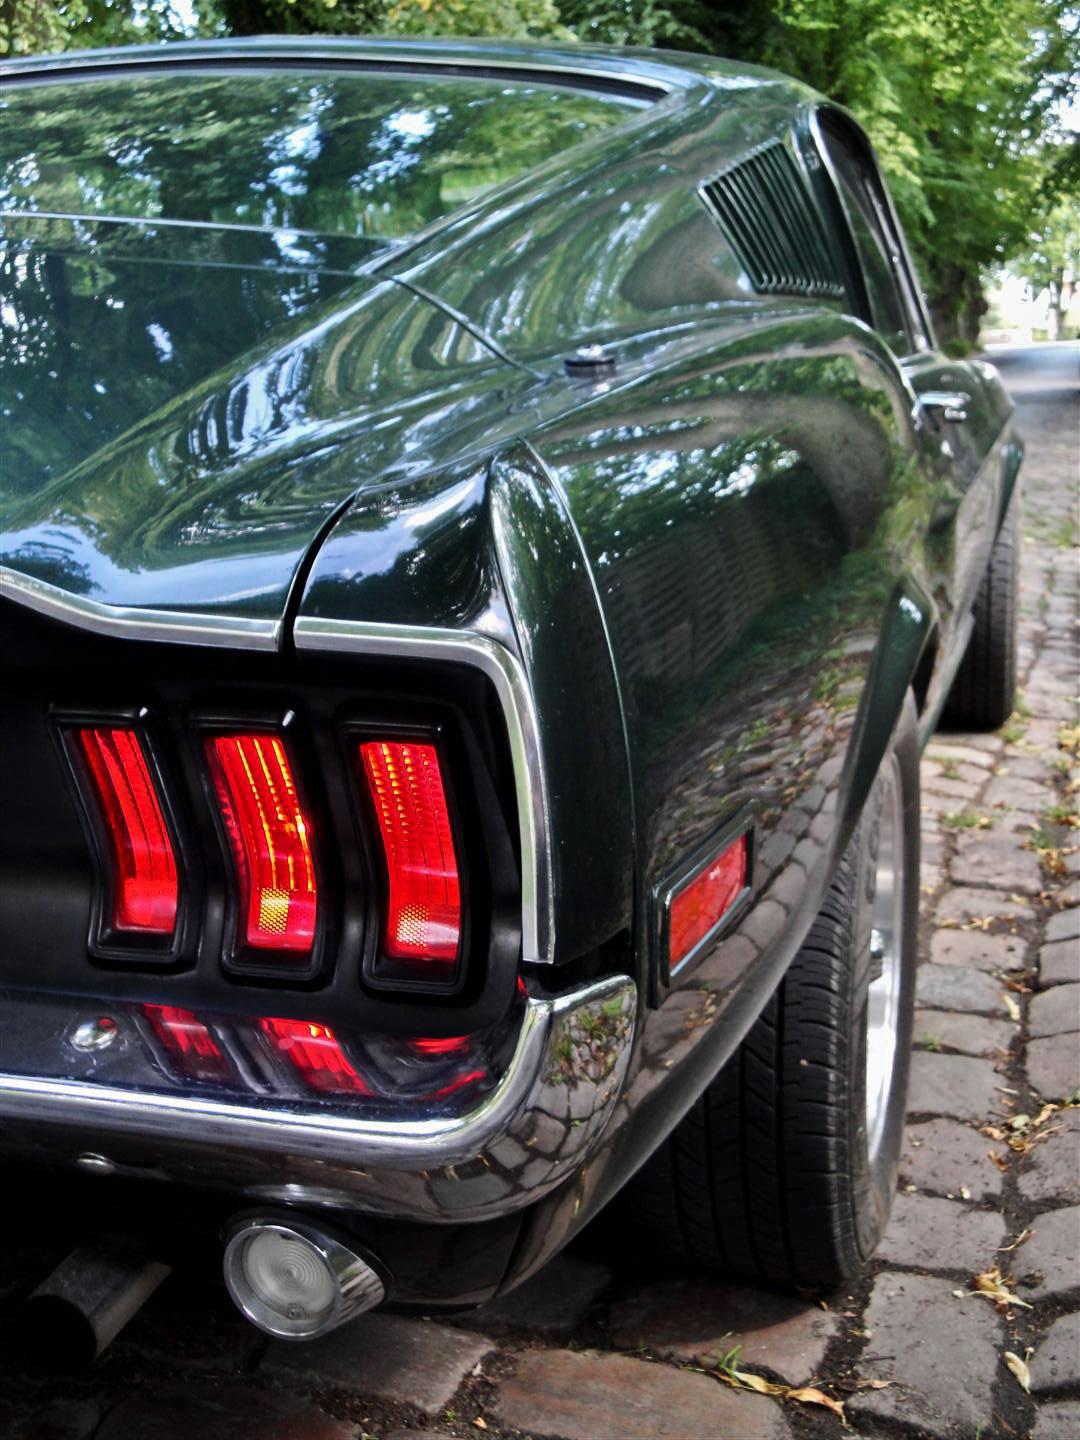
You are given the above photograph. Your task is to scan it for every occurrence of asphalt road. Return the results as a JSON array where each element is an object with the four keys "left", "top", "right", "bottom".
[{"left": 1, "top": 342, "right": 1077, "bottom": 1440}]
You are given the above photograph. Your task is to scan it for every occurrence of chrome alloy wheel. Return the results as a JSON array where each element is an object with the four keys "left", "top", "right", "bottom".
[{"left": 864, "top": 754, "right": 905, "bottom": 1163}]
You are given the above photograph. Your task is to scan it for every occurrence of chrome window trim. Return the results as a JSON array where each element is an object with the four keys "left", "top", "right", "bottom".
[
  {"left": 0, "top": 566, "right": 281, "bottom": 651},
  {"left": 294, "top": 614, "right": 553, "bottom": 967}
]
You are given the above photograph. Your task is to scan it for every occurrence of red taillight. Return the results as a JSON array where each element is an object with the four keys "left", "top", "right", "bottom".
[
  {"left": 259, "top": 1017, "right": 369, "bottom": 1095},
  {"left": 74, "top": 727, "right": 179, "bottom": 936},
  {"left": 410, "top": 1035, "right": 470, "bottom": 1055},
  {"left": 144, "top": 1004, "right": 231, "bottom": 1083},
  {"left": 206, "top": 734, "right": 318, "bottom": 956},
  {"left": 670, "top": 833, "right": 749, "bottom": 972},
  {"left": 358, "top": 740, "right": 461, "bottom": 968}
]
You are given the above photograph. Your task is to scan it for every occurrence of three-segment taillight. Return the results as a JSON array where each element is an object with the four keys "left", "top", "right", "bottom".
[
  {"left": 74, "top": 726, "right": 179, "bottom": 938},
  {"left": 205, "top": 733, "right": 319, "bottom": 956},
  {"left": 67, "top": 720, "right": 466, "bottom": 987}
]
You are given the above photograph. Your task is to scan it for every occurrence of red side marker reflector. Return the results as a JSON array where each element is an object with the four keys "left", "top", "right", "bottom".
[
  {"left": 75, "top": 727, "right": 179, "bottom": 935},
  {"left": 670, "top": 833, "right": 749, "bottom": 971},
  {"left": 144, "top": 1004, "right": 231, "bottom": 1084},
  {"left": 259, "top": 1017, "right": 370, "bottom": 1095},
  {"left": 206, "top": 734, "right": 318, "bottom": 954},
  {"left": 358, "top": 740, "right": 461, "bottom": 966}
]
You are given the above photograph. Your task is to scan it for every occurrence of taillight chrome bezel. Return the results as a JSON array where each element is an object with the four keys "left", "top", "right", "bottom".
[
  {"left": 53, "top": 705, "right": 197, "bottom": 967},
  {"left": 194, "top": 707, "right": 333, "bottom": 984}
]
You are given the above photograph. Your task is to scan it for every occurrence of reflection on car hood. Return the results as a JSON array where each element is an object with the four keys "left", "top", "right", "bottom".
[{"left": 0, "top": 213, "right": 519, "bottom": 625}]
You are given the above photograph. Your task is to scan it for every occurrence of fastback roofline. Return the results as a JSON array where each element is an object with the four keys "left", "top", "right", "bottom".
[{"left": 0, "top": 34, "right": 772, "bottom": 105}]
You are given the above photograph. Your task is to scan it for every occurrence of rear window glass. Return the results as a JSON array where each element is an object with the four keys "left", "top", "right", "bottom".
[{"left": 0, "top": 70, "right": 640, "bottom": 241}]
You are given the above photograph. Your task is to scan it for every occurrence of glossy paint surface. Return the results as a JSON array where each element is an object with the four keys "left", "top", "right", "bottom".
[{"left": 0, "top": 41, "right": 1019, "bottom": 1279}]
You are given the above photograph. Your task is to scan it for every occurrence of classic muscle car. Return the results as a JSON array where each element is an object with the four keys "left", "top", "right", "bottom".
[{"left": 0, "top": 37, "right": 1020, "bottom": 1348}]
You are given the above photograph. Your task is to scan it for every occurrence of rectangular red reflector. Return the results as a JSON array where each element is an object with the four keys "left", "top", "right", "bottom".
[
  {"left": 75, "top": 727, "right": 179, "bottom": 936},
  {"left": 358, "top": 740, "right": 461, "bottom": 966},
  {"left": 669, "top": 833, "right": 748, "bottom": 972},
  {"left": 259, "top": 1017, "right": 370, "bottom": 1094},
  {"left": 144, "top": 1004, "right": 231, "bottom": 1084},
  {"left": 206, "top": 733, "right": 318, "bottom": 955}
]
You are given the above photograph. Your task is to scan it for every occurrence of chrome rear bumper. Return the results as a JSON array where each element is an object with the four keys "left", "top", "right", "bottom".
[{"left": 0, "top": 976, "right": 636, "bottom": 1222}]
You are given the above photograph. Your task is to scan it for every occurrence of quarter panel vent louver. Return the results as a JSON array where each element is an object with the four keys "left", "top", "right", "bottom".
[{"left": 701, "top": 141, "right": 845, "bottom": 299}]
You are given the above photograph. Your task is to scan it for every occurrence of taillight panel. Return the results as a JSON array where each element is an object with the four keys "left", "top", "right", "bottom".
[
  {"left": 358, "top": 737, "right": 465, "bottom": 990},
  {"left": 60, "top": 713, "right": 193, "bottom": 965},
  {"left": 205, "top": 730, "right": 322, "bottom": 972}
]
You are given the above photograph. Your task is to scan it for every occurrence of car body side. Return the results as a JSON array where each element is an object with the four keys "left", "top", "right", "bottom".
[{"left": 0, "top": 39, "right": 1020, "bottom": 1305}]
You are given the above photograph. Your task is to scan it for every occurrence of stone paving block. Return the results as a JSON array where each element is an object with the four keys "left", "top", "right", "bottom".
[
  {"left": 1040, "top": 939, "right": 1080, "bottom": 987},
  {"left": 1058, "top": 879, "right": 1080, "bottom": 907},
  {"left": 470, "top": 1253, "right": 610, "bottom": 1334},
  {"left": 907, "top": 1050, "right": 1002, "bottom": 1121},
  {"left": 899, "top": 1119, "right": 1003, "bottom": 1201},
  {"left": 849, "top": 1271, "right": 1000, "bottom": 1434},
  {"left": 1028, "top": 1035, "right": 1080, "bottom": 1100},
  {"left": 94, "top": 1386, "right": 354, "bottom": 1440},
  {"left": 930, "top": 928, "right": 1026, "bottom": 972},
  {"left": 924, "top": 743, "right": 997, "bottom": 770},
  {"left": 878, "top": 1193, "right": 1004, "bottom": 1272},
  {"left": 1032, "top": 1400, "right": 1080, "bottom": 1438},
  {"left": 951, "top": 832, "right": 1045, "bottom": 892},
  {"left": 608, "top": 1278, "right": 837, "bottom": 1384},
  {"left": 916, "top": 964, "right": 1007, "bottom": 1014},
  {"left": 1030, "top": 985, "right": 1080, "bottom": 1037},
  {"left": 914, "top": 1010, "right": 1014, "bottom": 1056},
  {"left": 935, "top": 887, "right": 1034, "bottom": 926},
  {"left": 1018, "top": 1108, "right": 1080, "bottom": 1205},
  {"left": 1015, "top": 1205, "right": 1080, "bottom": 1300},
  {"left": 492, "top": 1349, "right": 791, "bottom": 1440},
  {"left": 1046, "top": 908, "right": 1080, "bottom": 944},
  {"left": 1032, "top": 1311, "right": 1080, "bottom": 1391},
  {"left": 262, "top": 1313, "right": 493, "bottom": 1414}
]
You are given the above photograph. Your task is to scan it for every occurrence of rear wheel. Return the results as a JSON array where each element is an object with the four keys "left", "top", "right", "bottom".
[
  {"left": 942, "top": 497, "right": 1018, "bottom": 731},
  {"left": 628, "top": 697, "right": 919, "bottom": 1286}
]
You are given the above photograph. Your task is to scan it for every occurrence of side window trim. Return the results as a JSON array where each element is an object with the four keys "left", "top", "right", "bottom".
[{"left": 808, "top": 107, "right": 932, "bottom": 354}]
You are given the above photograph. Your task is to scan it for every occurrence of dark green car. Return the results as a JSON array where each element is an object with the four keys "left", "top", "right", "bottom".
[{"left": 0, "top": 38, "right": 1020, "bottom": 1345}]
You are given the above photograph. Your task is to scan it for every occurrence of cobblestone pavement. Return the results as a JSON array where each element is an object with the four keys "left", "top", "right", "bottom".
[{"left": 2, "top": 343, "right": 1077, "bottom": 1439}]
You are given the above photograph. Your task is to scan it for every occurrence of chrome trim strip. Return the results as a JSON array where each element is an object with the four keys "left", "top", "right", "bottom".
[
  {"left": 294, "top": 614, "right": 553, "bottom": 966},
  {"left": 0, "top": 567, "right": 281, "bottom": 651},
  {"left": 0, "top": 41, "right": 680, "bottom": 101},
  {"left": 0, "top": 976, "right": 637, "bottom": 1222}
]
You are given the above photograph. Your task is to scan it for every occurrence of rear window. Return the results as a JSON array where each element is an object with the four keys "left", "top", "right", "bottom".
[{"left": 0, "top": 69, "right": 640, "bottom": 242}]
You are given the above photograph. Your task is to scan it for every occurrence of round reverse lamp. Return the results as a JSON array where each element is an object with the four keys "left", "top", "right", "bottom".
[{"left": 223, "top": 1217, "right": 384, "bottom": 1339}]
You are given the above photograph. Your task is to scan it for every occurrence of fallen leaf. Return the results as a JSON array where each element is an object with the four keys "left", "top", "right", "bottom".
[
  {"left": 972, "top": 1266, "right": 1033, "bottom": 1310},
  {"left": 732, "top": 1369, "right": 786, "bottom": 1396},
  {"left": 989, "top": 1150, "right": 1010, "bottom": 1172},
  {"left": 960, "top": 1184, "right": 972, "bottom": 1200},
  {"left": 1003, "top": 1350, "right": 1032, "bottom": 1393},
  {"left": 473, "top": 1419, "right": 488, "bottom": 1431},
  {"left": 787, "top": 1387, "right": 846, "bottom": 1419},
  {"left": 1001, "top": 992, "right": 1021, "bottom": 1022},
  {"left": 998, "top": 1229, "right": 1034, "bottom": 1252}
]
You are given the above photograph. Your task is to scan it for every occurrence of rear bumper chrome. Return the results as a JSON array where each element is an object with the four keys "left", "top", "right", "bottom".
[{"left": 0, "top": 976, "right": 636, "bottom": 1223}]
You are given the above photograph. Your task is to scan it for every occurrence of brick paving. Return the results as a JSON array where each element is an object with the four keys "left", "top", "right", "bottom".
[{"left": 0, "top": 342, "right": 1076, "bottom": 1438}]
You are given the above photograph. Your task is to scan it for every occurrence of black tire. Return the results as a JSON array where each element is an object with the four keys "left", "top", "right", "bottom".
[
  {"left": 627, "top": 696, "right": 919, "bottom": 1288},
  {"left": 942, "top": 496, "right": 1018, "bottom": 730}
]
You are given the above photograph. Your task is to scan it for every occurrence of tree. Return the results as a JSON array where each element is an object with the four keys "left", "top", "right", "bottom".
[{"left": 1017, "top": 198, "right": 1080, "bottom": 334}]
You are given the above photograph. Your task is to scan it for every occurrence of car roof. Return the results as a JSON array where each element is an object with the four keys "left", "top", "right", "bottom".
[{"left": 0, "top": 34, "right": 809, "bottom": 110}]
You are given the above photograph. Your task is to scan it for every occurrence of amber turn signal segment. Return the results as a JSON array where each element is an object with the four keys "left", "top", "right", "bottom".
[
  {"left": 669, "top": 832, "right": 749, "bottom": 972},
  {"left": 358, "top": 740, "right": 462, "bottom": 970},
  {"left": 206, "top": 733, "right": 319, "bottom": 956},
  {"left": 74, "top": 726, "right": 179, "bottom": 936}
]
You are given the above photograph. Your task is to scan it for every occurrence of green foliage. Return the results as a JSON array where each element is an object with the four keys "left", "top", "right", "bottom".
[{"left": 4, "top": 0, "right": 1078, "bottom": 348}]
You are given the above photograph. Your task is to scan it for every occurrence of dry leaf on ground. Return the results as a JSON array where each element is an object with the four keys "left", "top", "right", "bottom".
[
  {"left": 1003, "top": 1350, "right": 1032, "bottom": 1392},
  {"left": 972, "top": 1265, "right": 1033, "bottom": 1310}
]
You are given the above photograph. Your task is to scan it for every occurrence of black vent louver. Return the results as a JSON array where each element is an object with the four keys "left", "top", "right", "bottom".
[{"left": 701, "top": 141, "right": 845, "bottom": 299}]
